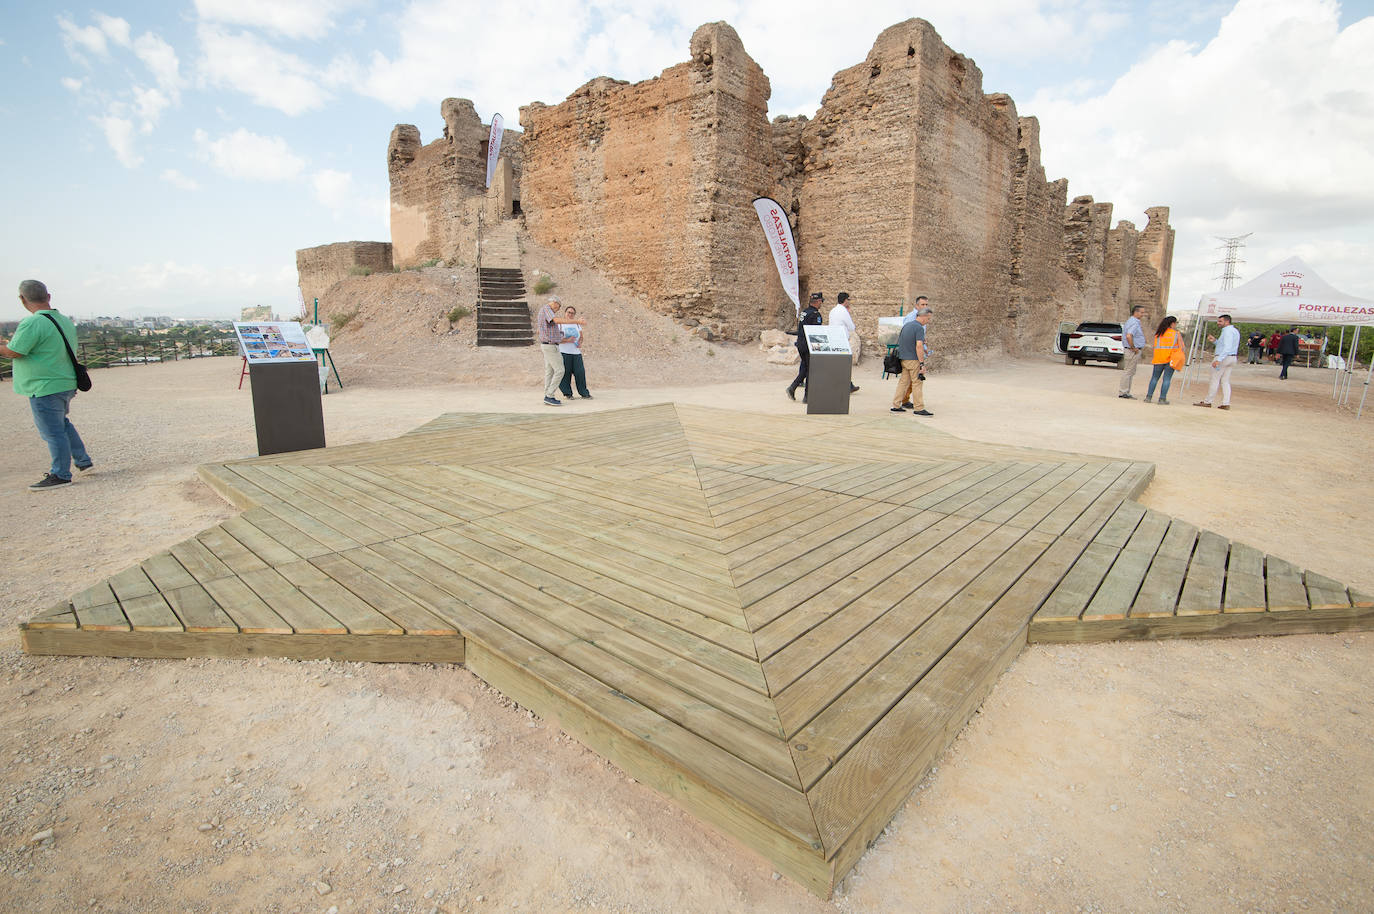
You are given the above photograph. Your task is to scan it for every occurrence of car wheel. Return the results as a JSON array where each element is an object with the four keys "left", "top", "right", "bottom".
[{"left": 1065, "top": 354, "right": 1074, "bottom": 365}]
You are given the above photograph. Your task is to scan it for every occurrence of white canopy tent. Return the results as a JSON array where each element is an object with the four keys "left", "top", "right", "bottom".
[{"left": 1186, "top": 256, "right": 1374, "bottom": 417}]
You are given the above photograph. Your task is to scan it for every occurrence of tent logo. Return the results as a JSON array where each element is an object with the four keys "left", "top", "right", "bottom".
[{"left": 1279, "top": 270, "right": 1304, "bottom": 297}]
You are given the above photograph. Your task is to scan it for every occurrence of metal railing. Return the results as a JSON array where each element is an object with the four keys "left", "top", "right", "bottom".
[{"left": 1, "top": 336, "right": 238, "bottom": 380}]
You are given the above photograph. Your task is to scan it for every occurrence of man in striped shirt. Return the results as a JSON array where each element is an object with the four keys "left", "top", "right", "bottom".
[{"left": 537, "top": 295, "right": 572, "bottom": 406}]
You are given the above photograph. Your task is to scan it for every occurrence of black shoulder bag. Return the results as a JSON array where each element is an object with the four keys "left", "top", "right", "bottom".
[{"left": 39, "top": 311, "right": 92, "bottom": 392}]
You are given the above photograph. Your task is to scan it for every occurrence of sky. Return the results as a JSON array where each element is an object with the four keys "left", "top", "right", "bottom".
[{"left": 2, "top": 0, "right": 1372, "bottom": 320}]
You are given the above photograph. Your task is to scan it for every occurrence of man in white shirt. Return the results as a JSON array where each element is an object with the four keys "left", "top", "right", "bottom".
[
  {"left": 1195, "top": 313, "right": 1240, "bottom": 410},
  {"left": 829, "top": 292, "right": 860, "bottom": 393}
]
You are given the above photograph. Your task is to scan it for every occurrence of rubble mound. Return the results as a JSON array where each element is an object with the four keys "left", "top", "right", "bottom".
[{"left": 315, "top": 234, "right": 778, "bottom": 389}]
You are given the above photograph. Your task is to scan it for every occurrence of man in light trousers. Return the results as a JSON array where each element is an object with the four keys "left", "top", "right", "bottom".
[
  {"left": 1118, "top": 304, "right": 1145, "bottom": 399},
  {"left": 1195, "top": 313, "right": 1240, "bottom": 410},
  {"left": 537, "top": 295, "right": 571, "bottom": 406}
]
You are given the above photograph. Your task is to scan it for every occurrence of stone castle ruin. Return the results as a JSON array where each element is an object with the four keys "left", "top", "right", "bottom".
[{"left": 300, "top": 19, "right": 1173, "bottom": 362}]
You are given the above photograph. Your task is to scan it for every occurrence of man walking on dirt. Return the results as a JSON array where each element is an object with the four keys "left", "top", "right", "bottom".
[
  {"left": 1118, "top": 304, "right": 1146, "bottom": 399},
  {"left": 1277, "top": 327, "right": 1300, "bottom": 380},
  {"left": 890, "top": 306, "right": 933, "bottom": 417},
  {"left": 0, "top": 280, "right": 94, "bottom": 490}
]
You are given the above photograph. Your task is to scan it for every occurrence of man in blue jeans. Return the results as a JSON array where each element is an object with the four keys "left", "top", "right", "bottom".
[{"left": 0, "top": 280, "right": 94, "bottom": 490}]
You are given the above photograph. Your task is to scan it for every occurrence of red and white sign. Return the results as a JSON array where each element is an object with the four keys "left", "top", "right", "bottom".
[
  {"left": 486, "top": 113, "right": 505, "bottom": 188},
  {"left": 752, "top": 196, "right": 800, "bottom": 314}
]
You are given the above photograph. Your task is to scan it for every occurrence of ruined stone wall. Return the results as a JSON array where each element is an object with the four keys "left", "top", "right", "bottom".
[
  {"left": 388, "top": 99, "right": 524, "bottom": 268},
  {"left": 1129, "top": 206, "right": 1174, "bottom": 322},
  {"left": 295, "top": 241, "right": 393, "bottom": 313},
  {"left": 1008, "top": 116, "right": 1072, "bottom": 354},
  {"left": 519, "top": 23, "right": 782, "bottom": 341},
  {"left": 1061, "top": 195, "right": 1115, "bottom": 322},
  {"left": 367, "top": 18, "right": 1175, "bottom": 356},
  {"left": 798, "top": 20, "right": 1028, "bottom": 364},
  {"left": 1103, "top": 221, "right": 1141, "bottom": 322}
]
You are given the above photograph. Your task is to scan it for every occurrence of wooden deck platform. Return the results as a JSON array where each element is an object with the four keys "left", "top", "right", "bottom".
[{"left": 20, "top": 404, "right": 1374, "bottom": 897}]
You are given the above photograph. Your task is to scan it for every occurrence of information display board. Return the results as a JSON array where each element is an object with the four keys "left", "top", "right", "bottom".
[
  {"left": 805, "top": 326, "right": 854, "bottom": 415},
  {"left": 233, "top": 321, "right": 317, "bottom": 364}
]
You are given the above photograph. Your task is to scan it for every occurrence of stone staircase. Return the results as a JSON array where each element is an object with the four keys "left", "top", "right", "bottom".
[{"left": 476, "top": 221, "right": 534, "bottom": 347}]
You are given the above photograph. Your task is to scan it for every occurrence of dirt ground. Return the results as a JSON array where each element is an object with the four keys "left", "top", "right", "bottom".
[{"left": 1, "top": 351, "right": 1371, "bottom": 913}]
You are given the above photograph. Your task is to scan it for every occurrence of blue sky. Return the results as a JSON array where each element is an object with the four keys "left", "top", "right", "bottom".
[{"left": 2, "top": 0, "right": 1372, "bottom": 319}]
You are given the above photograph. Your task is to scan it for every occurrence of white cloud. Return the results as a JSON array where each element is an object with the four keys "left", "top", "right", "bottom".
[
  {"left": 93, "top": 13, "right": 132, "bottom": 49},
  {"left": 311, "top": 169, "right": 354, "bottom": 209},
  {"left": 194, "top": 0, "right": 360, "bottom": 40},
  {"left": 97, "top": 116, "right": 142, "bottom": 168},
  {"left": 194, "top": 127, "right": 307, "bottom": 181},
  {"left": 133, "top": 33, "right": 183, "bottom": 97},
  {"left": 161, "top": 169, "right": 200, "bottom": 190},
  {"left": 197, "top": 24, "right": 331, "bottom": 114},
  {"left": 133, "top": 87, "right": 172, "bottom": 130},
  {"left": 61, "top": 77, "right": 84, "bottom": 92},
  {"left": 1027, "top": 0, "right": 1374, "bottom": 302}
]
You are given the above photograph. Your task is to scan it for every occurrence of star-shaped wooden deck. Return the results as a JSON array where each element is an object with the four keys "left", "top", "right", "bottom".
[{"left": 21, "top": 404, "right": 1374, "bottom": 896}]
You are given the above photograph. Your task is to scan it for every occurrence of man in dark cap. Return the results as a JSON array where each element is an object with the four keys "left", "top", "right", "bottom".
[{"left": 786, "top": 292, "right": 824, "bottom": 402}]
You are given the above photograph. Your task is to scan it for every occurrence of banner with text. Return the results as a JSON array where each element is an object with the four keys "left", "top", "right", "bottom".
[
  {"left": 753, "top": 196, "right": 800, "bottom": 315},
  {"left": 486, "top": 113, "right": 505, "bottom": 188}
]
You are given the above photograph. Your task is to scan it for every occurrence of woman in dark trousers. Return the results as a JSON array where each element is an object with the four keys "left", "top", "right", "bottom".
[{"left": 557, "top": 304, "right": 592, "bottom": 399}]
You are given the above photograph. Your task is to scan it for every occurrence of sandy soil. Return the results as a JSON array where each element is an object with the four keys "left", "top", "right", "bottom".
[{"left": 2, "top": 352, "right": 1371, "bottom": 913}]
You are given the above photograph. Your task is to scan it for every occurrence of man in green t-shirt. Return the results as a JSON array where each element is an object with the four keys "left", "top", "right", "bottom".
[{"left": 0, "top": 280, "right": 94, "bottom": 490}]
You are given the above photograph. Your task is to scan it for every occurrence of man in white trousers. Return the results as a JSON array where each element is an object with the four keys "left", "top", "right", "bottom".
[{"left": 1195, "top": 313, "right": 1240, "bottom": 410}]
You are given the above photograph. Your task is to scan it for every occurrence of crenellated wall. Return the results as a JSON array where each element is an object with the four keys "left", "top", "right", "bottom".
[
  {"left": 360, "top": 18, "right": 1176, "bottom": 358},
  {"left": 518, "top": 23, "right": 779, "bottom": 342},
  {"left": 387, "top": 99, "right": 523, "bottom": 268}
]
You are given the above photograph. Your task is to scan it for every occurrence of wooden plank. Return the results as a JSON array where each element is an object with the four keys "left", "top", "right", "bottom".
[
  {"left": 140, "top": 552, "right": 198, "bottom": 592},
  {"left": 400, "top": 532, "right": 782, "bottom": 738},
  {"left": 74, "top": 602, "right": 129, "bottom": 631},
  {"left": 221, "top": 514, "right": 306, "bottom": 566},
  {"left": 168, "top": 537, "right": 235, "bottom": 584},
  {"left": 107, "top": 565, "right": 159, "bottom": 601},
  {"left": 196, "top": 526, "right": 268, "bottom": 576},
  {"left": 270, "top": 561, "right": 407, "bottom": 635},
  {"left": 163, "top": 584, "right": 237, "bottom": 633},
  {"left": 238, "top": 566, "right": 348, "bottom": 634},
  {"left": 1177, "top": 530, "right": 1228, "bottom": 615},
  {"left": 1032, "top": 462, "right": 1131, "bottom": 537},
  {"left": 775, "top": 525, "right": 1030, "bottom": 745},
  {"left": 201, "top": 577, "right": 293, "bottom": 634},
  {"left": 1091, "top": 501, "right": 1147, "bottom": 549},
  {"left": 1304, "top": 571, "right": 1352, "bottom": 610},
  {"left": 417, "top": 527, "right": 759, "bottom": 677},
  {"left": 21, "top": 628, "right": 463, "bottom": 664},
  {"left": 1033, "top": 542, "right": 1120, "bottom": 623},
  {"left": 71, "top": 580, "right": 116, "bottom": 611},
  {"left": 119, "top": 592, "right": 183, "bottom": 632},
  {"left": 758, "top": 513, "right": 980, "bottom": 679},
  {"left": 1030, "top": 604, "right": 1374, "bottom": 643},
  {"left": 1223, "top": 542, "right": 1267, "bottom": 613},
  {"left": 1080, "top": 510, "right": 1171, "bottom": 621},
  {"left": 1264, "top": 556, "right": 1309, "bottom": 612},
  {"left": 24, "top": 608, "right": 78, "bottom": 630},
  {"left": 459, "top": 635, "right": 828, "bottom": 896},
  {"left": 309, "top": 553, "right": 457, "bottom": 636},
  {"left": 809, "top": 532, "right": 1074, "bottom": 860},
  {"left": 1128, "top": 519, "right": 1198, "bottom": 618},
  {"left": 740, "top": 507, "right": 936, "bottom": 639}
]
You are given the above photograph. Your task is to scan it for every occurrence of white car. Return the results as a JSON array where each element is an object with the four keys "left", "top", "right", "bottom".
[{"left": 1064, "top": 321, "right": 1125, "bottom": 367}]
